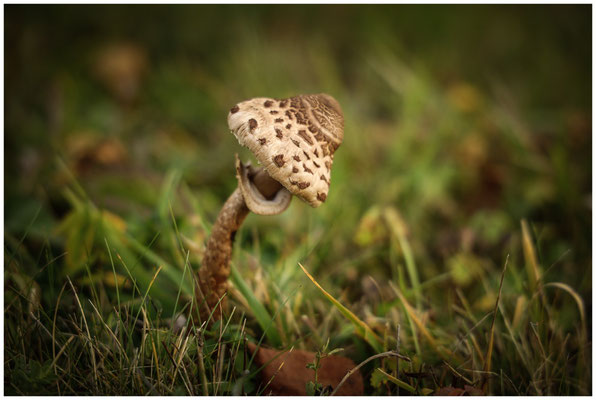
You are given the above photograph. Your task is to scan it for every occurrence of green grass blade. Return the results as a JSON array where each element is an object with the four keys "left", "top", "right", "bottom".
[
  {"left": 483, "top": 255, "right": 508, "bottom": 392},
  {"left": 521, "top": 219, "right": 541, "bottom": 292},
  {"left": 384, "top": 207, "right": 422, "bottom": 308},
  {"left": 132, "top": 265, "right": 163, "bottom": 329},
  {"left": 126, "top": 234, "right": 193, "bottom": 295},
  {"left": 230, "top": 264, "right": 281, "bottom": 347},
  {"left": 375, "top": 368, "right": 416, "bottom": 393},
  {"left": 158, "top": 169, "right": 182, "bottom": 222},
  {"left": 104, "top": 238, "right": 121, "bottom": 313},
  {"left": 544, "top": 282, "right": 586, "bottom": 339},
  {"left": 392, "top": 282, "right": 460, "bottom": 362},
  {"left": 298, "top": 263, "right": 383, "bottom": 353}
]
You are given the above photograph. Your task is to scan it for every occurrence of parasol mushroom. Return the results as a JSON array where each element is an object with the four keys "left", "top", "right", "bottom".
[{"left": 196, "top": 93, "right": 344, "bottom": 322}]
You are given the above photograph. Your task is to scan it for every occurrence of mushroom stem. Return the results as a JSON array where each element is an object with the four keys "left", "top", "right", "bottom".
[
  {"left": 196, "top": 167, "right": 284, "bottom": 323},
  {"left": 197, "top": 187, "right": 248, "bottom": 322}
]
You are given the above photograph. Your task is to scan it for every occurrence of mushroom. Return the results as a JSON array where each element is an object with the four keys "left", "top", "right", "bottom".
[{"left": 196, "top": 93, "right": 344, "bottom": 322}]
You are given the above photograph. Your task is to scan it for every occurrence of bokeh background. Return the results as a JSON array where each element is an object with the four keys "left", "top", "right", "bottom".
[{"left": 4, "top": 5, "right": 591, "bottom": 395}]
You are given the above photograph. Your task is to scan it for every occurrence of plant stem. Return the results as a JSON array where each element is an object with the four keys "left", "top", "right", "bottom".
[
  {"left": 197, "top": 187, "right": 249, "bottom": 322},
  {"left": 196, "top": 164, "right": 284, "bottom": 324}
]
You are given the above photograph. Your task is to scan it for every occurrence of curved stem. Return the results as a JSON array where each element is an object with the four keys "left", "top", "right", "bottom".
[
  {"left": 197, "top": 187, "right": 249, "bottom": 322},
  {"left": 196, "top": 165, "right": 284, "bottom": 323}
]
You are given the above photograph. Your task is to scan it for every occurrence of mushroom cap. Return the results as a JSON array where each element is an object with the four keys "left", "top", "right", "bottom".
[{"left": 227, "top": 94, "right": 344, "bottom": 207}]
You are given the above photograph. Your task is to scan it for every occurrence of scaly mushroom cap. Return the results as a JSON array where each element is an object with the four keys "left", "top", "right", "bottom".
[{"left": 227, "top": 94, "right": 344, "bottom": 207}]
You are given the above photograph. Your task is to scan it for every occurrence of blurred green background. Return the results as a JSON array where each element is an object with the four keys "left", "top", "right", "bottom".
[{"left": 4, "top": 4, "right": 591, "bottom": 395}]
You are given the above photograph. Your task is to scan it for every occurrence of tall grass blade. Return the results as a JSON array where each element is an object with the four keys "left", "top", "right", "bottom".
[
  {"left": 230, "top": 264, "right": 281, "bottom": 347},
  {"left": 384, "top": 207, "right": 422, "bottom": 308},
  {"left": 483, "top": 254, "right": 508, "bottom": 391},
  {"left": 105, "top": 238, "right": 121, "bottom": 313},
  {"left": 298, "top": 263, "right": 383, "bottom": 352},
  {"left": 521, "top": 219, "right": 541, "bottom": 292},
  {"left": 126, "top": 234, "right": 192, "bottom": 295},
  {"left": 375, "top": 367, "right": 416, "bottom": 393},
  {"left": 543, "top": 282, "right": 587, "bottom": 339},
  {"left": 171, "top": 250, "right": 192, "bottom": 329},
  {"left": 197, "top": 335, "right": 210, "bottom": 396},
  {"left": 132, "top": 265, "right": 163, "bottom": 330},
  {"left": 51, "top": 283, "right": 67, "bottom": 376},
  {"left": 392, "top": 283, "right": 459, "bottom": 362},
  {"left": 66, "top": 276, "right": 98, "bottom": 392}
]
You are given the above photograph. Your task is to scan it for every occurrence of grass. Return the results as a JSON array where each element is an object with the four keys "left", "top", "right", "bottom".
[{"left": 4, "top": 4, "right": 591, "bottom": 395}]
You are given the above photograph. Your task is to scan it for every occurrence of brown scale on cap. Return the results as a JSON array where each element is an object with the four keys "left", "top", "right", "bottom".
[
  {"left": 303, "top": 164, "right": 313, "bottom": 174},
  {"left": 295, "top": 112, "right": 308, "bottom": 125},
  {"left": 273, "top": 154, "right": 285, "bottom": 167},
  {"left": 298, "top": 130, "right": 313, "bottom": 145},
  {"left": 249, "top": 118, "right": 258, "bottom": 132},
  {"left": 329, "top": 141, "right": 340, "bottom": 153},
  {"left": 227, "top": 93, "right": 343, "bottom": 207}
]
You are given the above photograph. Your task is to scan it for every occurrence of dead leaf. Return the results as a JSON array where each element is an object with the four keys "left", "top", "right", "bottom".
[
  {"left": 434, "top": 386, "right": 466, "bottom": 396},
  {"left": 434, "top": 385, "right": 485, "bottom": 396},
  {"left": 246, "top": 342, "right": 363, "bottom": 396},
  {"left": 464, "top": 384, "right": 485, "bottom": 396}
]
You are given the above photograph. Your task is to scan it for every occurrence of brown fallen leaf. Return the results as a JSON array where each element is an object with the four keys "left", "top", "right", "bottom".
[
  {"left": 463, "top": 384, "right": 485, "bottom": 396},
  {"left": 434, "top": 385, "right": 485, "bottom": 396},
  {"left": 434, "top": 386, "right": 466, "bottom": 396},
  {"left": 246, "top": 342, "right": 363, "bottom": 396}
]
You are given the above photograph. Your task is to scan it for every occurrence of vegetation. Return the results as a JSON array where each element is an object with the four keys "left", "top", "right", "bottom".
[{"left": 4, "top": 5, "right": 591, "bottom": 395}]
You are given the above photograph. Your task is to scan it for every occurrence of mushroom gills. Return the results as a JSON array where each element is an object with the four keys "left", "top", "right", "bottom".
[{"left": 236, "top": 156, "right": 292, "bottom": 215}]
